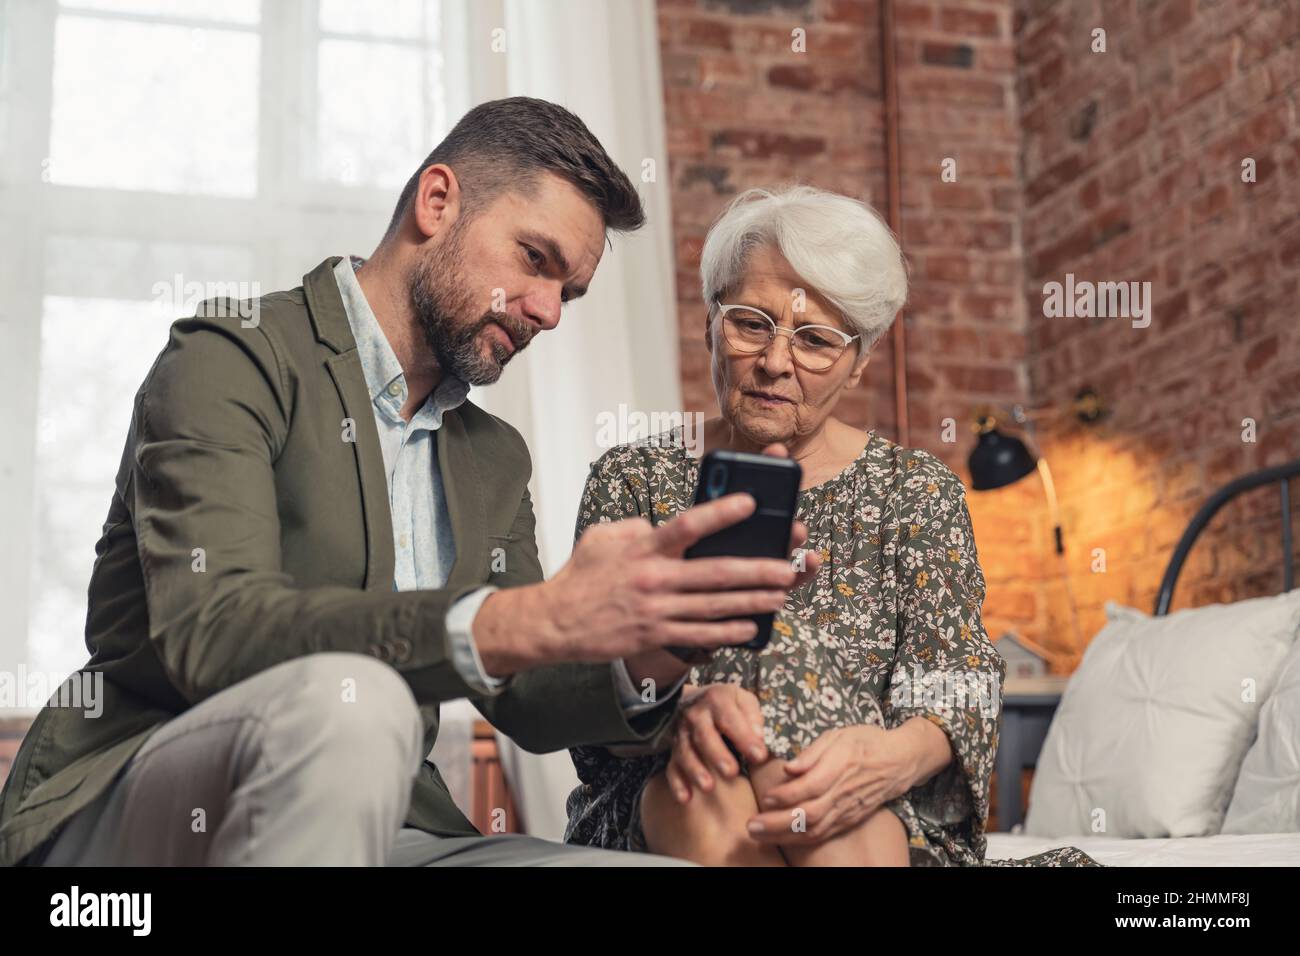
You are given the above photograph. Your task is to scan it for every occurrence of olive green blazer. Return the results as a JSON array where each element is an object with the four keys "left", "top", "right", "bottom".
[{"left": 0, "top": 256, "right": 677, "bottom": 866}]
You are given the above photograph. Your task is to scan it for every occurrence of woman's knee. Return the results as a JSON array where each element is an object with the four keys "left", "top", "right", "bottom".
[
  {"left": 640, "top": 770, "right": 772, "bottom": 865},
  {"left": 856, "top": 805, "right": 910, "bottom": 866},
  {"left": 638, "top": 772, "right": 679, "bottom": 849}
]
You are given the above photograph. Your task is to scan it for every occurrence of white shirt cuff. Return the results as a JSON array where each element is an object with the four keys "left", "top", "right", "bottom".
[
  {"left": 612, "top": 658, "right": 687, "bottom": 715},
  {"left": 445, "top": 586, "right": 507, "bottom": 696}
]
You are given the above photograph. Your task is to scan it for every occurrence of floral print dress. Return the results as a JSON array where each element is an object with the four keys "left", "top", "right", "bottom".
[{"left": 563, "top": 428, "right": 1099, "bottom": 867}]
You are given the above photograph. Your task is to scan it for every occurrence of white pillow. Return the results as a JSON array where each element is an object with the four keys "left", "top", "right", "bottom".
[
  {"left": 1221, "top": 632, "right": 1300, "bottom": 833},
  {"left": 1024, "top": 591, "right": 1300, "bottom": 839}
]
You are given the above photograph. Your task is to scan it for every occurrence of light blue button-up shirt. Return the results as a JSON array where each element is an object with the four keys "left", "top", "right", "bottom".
[{"left": 334, "top": 257, "right": 671, "bottom": 710}]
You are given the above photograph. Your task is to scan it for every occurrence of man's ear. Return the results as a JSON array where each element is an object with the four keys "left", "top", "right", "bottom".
[
  {"left": 704, "top": 312, "right": 714, "bottom": 353},
  {"left": 411, "top": 164, "right": 460, "bottom": 241}
]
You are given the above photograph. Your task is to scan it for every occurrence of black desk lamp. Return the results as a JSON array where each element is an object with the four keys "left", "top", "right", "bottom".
[{"left": 967, "top": 388, "right": 1104, "bottom": 655}]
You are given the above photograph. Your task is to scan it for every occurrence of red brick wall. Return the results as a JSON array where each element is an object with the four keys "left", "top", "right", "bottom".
[
  {"left": 657, "top": 0, "right": 1048, "bottom": 651},
  {"left": 658, "top": 0, "right": 1299, "bottom": 663},
  {"left": 892, "top": 0, "right": 1050, "bottom": 650},
  {"left": 1017, "top": 0, "right": 1300, "bottom": 651}
]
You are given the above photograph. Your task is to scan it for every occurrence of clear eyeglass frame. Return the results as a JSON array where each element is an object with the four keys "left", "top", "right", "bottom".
[{"left": 712, "top": 302, "right": 860, "bottom": 371}]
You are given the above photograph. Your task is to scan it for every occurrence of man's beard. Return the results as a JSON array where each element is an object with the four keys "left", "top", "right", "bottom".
[{"left": 408, "top": 224, "right": 534, "bottom": 386}]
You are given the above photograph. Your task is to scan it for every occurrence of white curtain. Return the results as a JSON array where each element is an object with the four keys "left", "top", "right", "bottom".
[
  {"left": 0, "top": 0, "right": 678, "bottom": 839},
  {"left": 446, "top": 0, "right": 681, "bottom": 840}
]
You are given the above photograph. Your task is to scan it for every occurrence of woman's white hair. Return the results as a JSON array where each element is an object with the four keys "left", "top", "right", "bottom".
[{"left": 699, "top": 184, "right": 909, "bottom": 353}]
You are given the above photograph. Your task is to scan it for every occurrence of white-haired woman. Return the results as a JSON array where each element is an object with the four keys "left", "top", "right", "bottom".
[{"left": 563, "top": 185, "right": 1097, "bottom": 867}]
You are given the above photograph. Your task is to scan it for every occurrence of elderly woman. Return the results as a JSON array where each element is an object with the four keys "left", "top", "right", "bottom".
[{"left": 563, "top": 185, "right": 1096, "bottom": 867}]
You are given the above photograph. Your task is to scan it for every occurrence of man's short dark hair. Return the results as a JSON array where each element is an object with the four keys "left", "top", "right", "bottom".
[{"left": 385, "top": 96, "right": 646, "bottom": 239}]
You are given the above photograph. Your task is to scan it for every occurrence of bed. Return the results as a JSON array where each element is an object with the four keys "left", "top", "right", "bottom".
[
  {"left": 985, "top": 458, "right": 1300, "bottom": 866},
  {"left": 986, "top": 831, "right": 1300, "bottom": 866}
]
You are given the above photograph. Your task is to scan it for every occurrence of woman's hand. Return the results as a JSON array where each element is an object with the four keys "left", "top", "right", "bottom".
[
  {"left": 664, "top": 684, "right": 768, "bottom": 803},
  {"left": 744, "top": 725, "right": 918, "bottom": 845}
]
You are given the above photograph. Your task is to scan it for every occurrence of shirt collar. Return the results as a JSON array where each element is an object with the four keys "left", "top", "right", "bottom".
[{"left": 333, "top": 255, "right": 469, "bottom": 429}]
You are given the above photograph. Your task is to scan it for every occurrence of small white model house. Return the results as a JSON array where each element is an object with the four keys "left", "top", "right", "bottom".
[{"left": 993, "top": 632, "right": 1052, "bottom": 680}]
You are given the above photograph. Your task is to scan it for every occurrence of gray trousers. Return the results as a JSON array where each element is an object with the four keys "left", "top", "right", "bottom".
[{"left": 38, "top": 653, "right": 690, "bottom": 867}]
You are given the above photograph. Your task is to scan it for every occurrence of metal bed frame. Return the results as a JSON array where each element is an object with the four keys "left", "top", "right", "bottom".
[{"left": 1154, "top": 460, "right": 1300, "bottom": 615}]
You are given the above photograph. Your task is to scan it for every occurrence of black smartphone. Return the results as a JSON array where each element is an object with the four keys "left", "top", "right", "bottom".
[{"left": 680, "top": 449, "right": 802, "bottom": 651}]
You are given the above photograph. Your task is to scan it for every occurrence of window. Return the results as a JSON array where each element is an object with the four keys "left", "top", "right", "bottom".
[
  {"left": 310, "top": 0, "right": 447, "bottom": 189},
  {"left": 49, "top": 1, "right": 261, "bottom": 196},
  {"left": 0, "top": 0, "right": 456, "bottom": 682}
]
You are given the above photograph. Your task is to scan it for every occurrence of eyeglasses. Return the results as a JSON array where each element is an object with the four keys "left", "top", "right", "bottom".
[{"left": 712, "top": 303, "right": 859, "bottom": 371}]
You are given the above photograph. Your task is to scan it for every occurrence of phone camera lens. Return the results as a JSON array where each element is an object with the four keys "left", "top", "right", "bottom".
[{"left": 706, "top": 463, "right": 728, "bottom": 499}]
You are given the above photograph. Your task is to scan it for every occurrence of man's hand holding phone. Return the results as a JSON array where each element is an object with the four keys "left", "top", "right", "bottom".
[
  {"left": 474, "top": 443, "right": 822, "bottom": 687},
  {"left": 473, "top": 472, "right": 817, "bottom": 680},
  {"left": 617, "top": 442, "right": 822, "bottom": 690}
]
